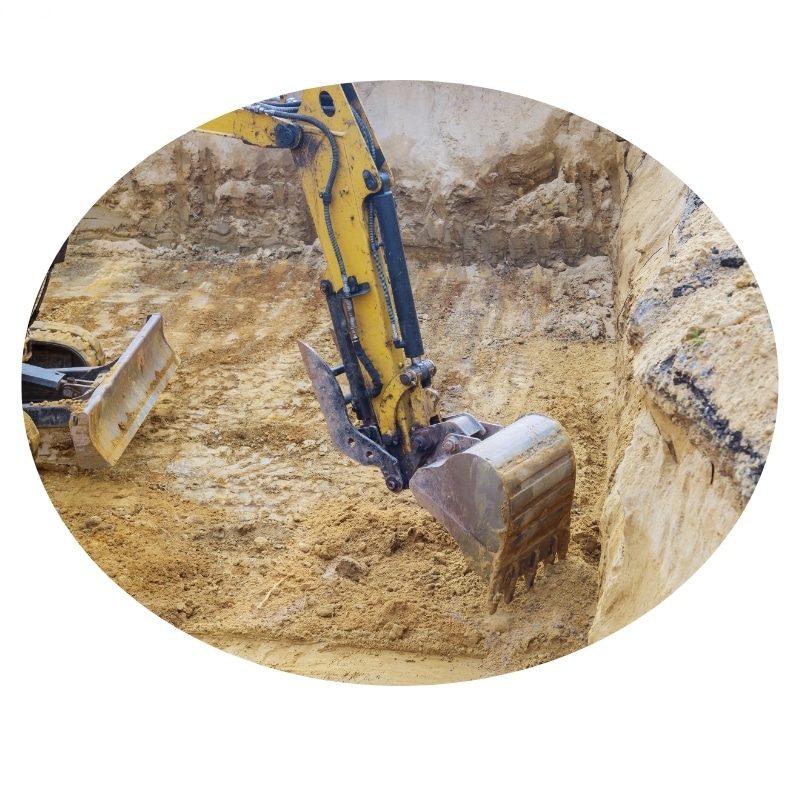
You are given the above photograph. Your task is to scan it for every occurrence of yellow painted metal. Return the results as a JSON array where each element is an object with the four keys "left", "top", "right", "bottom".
[
  {"left": 195, "top": 108, "right": 286, "bottom": 148},
  {"left": 197, "top": 87, "right": 577, "bottom": 611},
  {"left": 292, "top": 87, "right": 402, "bottom": 396},
  {"left": 196, "top": 86, "right": 437, "bottom": 455}
]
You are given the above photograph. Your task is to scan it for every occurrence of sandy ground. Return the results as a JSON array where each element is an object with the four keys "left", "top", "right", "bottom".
[{"left": 31, "top": 240, "right": 614, "bottom": 684}]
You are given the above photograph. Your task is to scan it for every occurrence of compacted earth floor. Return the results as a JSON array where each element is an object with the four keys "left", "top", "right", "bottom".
[{"left": 32, "top": 240, "right": 615, "bottom": 684}]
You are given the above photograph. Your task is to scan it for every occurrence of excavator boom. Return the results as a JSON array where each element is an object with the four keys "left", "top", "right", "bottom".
[{"left": 197, "top": 84, "right": 576, "bottom": 612}]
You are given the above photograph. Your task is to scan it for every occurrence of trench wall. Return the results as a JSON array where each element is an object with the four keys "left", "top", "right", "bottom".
[
  {"left": 71, "top": 81, "right": 777, "bottom": 642},
  {"left": 592, "top": 146, "right": 776, "bottom": 641}
]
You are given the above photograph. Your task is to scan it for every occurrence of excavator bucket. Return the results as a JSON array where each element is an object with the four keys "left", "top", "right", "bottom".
[
  {"left": 69, "top": 314, "right": 179, "bottom": 468},
  {"left": 409, "top": 414, "right": 576, "bottom": 613}
]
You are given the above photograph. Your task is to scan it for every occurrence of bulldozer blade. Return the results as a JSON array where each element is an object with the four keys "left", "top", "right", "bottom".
[
  {"left": 409, "top": 413, "right": 575, "bottom": 613},
  {"left": 68, "top": 314, "right": 179, "bottom": 468}
]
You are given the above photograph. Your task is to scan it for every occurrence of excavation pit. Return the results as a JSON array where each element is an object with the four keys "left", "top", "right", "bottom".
[{"left": 29, "top": 81, "right": 777, "bottom": 683}]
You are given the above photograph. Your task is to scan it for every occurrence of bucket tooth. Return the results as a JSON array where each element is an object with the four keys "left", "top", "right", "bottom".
[
  {"left": 524, "top": 571, "right": 536, "bottom": 590},
  {"left": 409, "top": 413, "right": 576, "bottom": 613}
]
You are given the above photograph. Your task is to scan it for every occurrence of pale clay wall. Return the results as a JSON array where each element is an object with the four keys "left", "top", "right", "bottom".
[
  {"left": 591, "top": 146, "right": 776, "bottom": 641},
  {"left": 72, "top": 81, "right": 778, "bottom": 642}
]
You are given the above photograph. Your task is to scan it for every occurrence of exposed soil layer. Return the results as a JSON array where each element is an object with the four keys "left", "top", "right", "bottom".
[
  {"left": 29, "top": 82, "right": 776, "bottom": 684},
  {"left": 35, "top": 240, "right": 614, "bottom": 683}
]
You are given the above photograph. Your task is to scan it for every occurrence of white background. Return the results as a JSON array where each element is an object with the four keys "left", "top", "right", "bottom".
[{"left": 2, "top": 3, "right": 796, "bottom": 796}]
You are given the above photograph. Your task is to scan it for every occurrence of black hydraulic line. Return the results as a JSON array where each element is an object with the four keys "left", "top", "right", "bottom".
[
  {"left": 248, "top": 99, "right": 301, "bottom": 110},
  {"left": 372, "top": 180, "right": 425, "bottom": 359},
  {"left": 351, "top": 104, "right": 378, "bottom": 160},
  {"left": 348, "top": 101, "right": 400, "bottom": 341},
  {"left": 366, "top": 200, "right": 400, "bottom": 342},
  {"left": 252, "top": 95, "right": 387, "bottom": 410},
  {"left": 353, "top": 339, "right": 382, "bottom": 398},
  {"left": 323, "top": 285, "right": 374, "bottom": 423},
  {"left": 248, "top": 102, "right": 348, "bottom": 288}
]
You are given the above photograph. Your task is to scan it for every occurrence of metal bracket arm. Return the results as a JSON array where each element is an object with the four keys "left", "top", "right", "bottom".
[{"left": 298, "top": 340, "right": 404, "bottom": 491}]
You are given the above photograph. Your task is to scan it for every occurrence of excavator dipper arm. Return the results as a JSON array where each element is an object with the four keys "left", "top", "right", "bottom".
[{"left": 197, "top": 84, "right": 576, "bottom": 612}]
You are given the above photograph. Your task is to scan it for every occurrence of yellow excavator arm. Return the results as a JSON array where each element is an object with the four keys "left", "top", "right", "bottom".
[
  {"left": 197, "top": 84, "right": 576, "bottom": 612},
  {"left": 199, "top": 85, "right": 439, "bottom": 491}
]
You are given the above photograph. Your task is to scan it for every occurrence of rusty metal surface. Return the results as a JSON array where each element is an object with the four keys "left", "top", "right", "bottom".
[
  {"left": 298, "top": 341, "right": 403, "bottom": 490},
  {"left": 409, "top": 414, "right": 576, "bottom": 613},
  {"left": 69, "top": 315, "right": 179, "bottom": 469}
]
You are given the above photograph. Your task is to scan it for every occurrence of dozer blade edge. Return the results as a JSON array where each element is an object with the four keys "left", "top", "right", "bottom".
[
  {"left": 409, "top": 414, "right": 576, "bottom": 613},
  {"left": 69, "top": 314, "right": 179, "bottom": 468}
]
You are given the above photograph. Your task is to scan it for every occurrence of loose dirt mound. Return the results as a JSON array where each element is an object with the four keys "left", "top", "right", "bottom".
[{"left": 35, "top": 240, "right": 614, "bottom": 683}]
